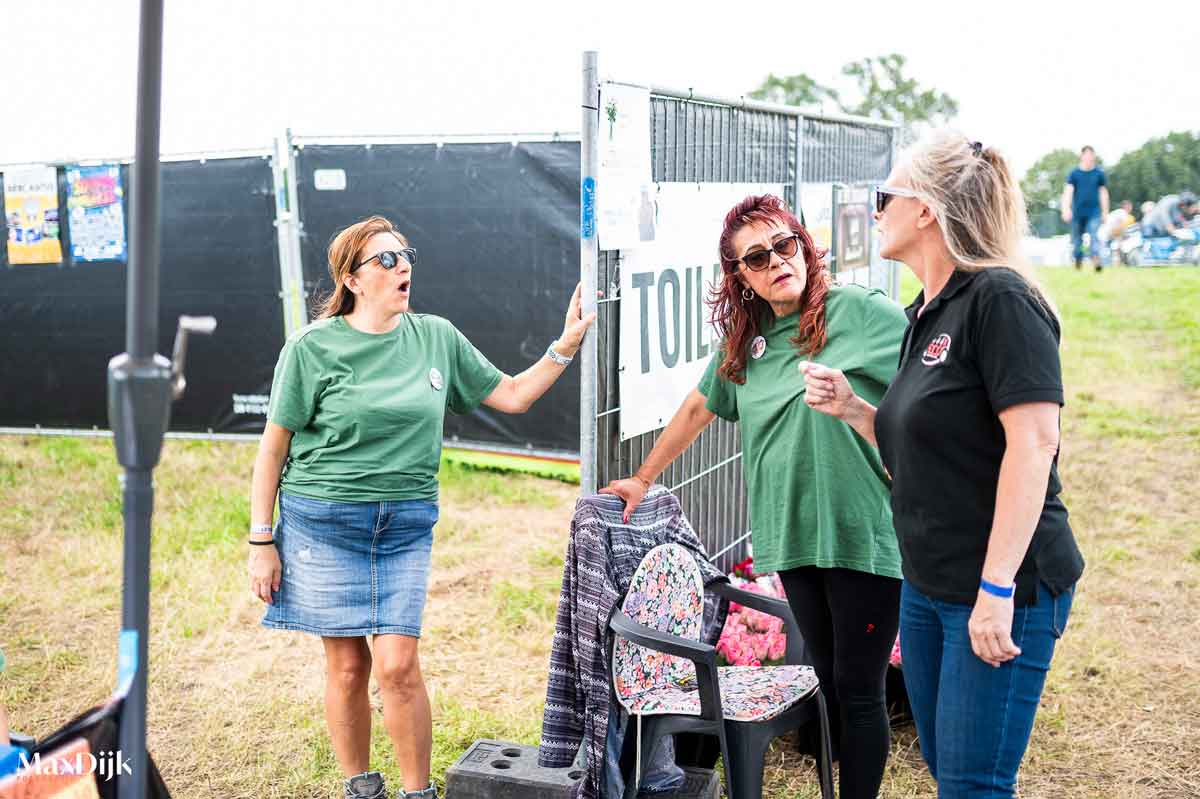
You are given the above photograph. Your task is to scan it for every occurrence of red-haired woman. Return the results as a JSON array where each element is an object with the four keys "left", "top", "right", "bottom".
[{"left": 601, "top": 195, "right": 907, "bottom": 798}]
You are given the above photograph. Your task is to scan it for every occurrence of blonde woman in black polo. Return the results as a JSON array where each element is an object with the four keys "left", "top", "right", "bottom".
[{"left": 800, "top": 130, "right": 1084, "bottom": 798}]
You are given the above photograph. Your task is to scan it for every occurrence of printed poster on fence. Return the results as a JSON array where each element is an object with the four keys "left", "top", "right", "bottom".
[
  {"left": 596, "top": 82, "right": 653, "bottom": 250},
  {"left": 67, "top": 164, "right": 127, "bottom": 262},
  {"left": 618, "top": 181, "right": 785, "bottom": 440},
  {"left": 4, "top": 165, "right": 62, "bottom": 265}
]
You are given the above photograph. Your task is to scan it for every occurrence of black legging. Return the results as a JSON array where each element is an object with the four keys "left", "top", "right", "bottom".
[{"left": 778, "top": 566, "right": 901, "bottom": 799}]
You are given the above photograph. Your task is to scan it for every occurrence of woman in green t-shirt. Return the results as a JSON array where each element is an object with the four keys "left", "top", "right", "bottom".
[
  {"left": 247, "top": 215, "right": 595, "bottom": 799},
  {"left": 601, "top": 195, "right": 907, "bottom": 799}
]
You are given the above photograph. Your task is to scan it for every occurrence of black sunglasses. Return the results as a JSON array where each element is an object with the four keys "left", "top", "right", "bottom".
[
  {"left": 736, "top": 234, "right": 801, "bottom": 271},
  {"left": 353, "top": 248, "right": 417, "bottom": 273},
  {"left": 875, "top": 186, "right": 919, "bottom": 214}
]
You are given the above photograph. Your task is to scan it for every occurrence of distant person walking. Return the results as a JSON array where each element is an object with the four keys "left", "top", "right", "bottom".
[{"left": 1061, "top": 146, "right": 1109, "bottom": 271}]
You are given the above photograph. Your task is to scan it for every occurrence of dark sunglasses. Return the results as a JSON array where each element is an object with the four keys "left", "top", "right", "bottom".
[
  {"left": 353, "top": 248, "right": 417, "bottom": 273},
  {"left": 875, "top": 186, "right": 919, "bottom": 214},
  {"left": 736, "top": 234, "right": 801, "bottom": 271}
]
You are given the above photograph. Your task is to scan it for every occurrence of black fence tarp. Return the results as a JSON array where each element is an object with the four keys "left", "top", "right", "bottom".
[
  {"left": 0, "top": 155, "right": 283, "bottom": 432},
  {"left": 294, "top": 141, "right": 580, "bottom": 453}
]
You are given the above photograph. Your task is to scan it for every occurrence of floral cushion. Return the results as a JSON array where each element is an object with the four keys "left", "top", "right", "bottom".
[
  {"left": 622, "top": 664, "right": 820, "bottom": 722},
  {"left": 613, "top": 544, "right": 706, "bottom": 710}
]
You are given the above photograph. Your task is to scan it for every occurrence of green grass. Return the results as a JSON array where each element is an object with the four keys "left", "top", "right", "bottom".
[
  {"left": 437, "top": 459, "right": 563, "bottom": 508},
  {"left": 493, "top": 577, "right": 559, "bottom": 631},
  {"left": 442, "top": 447, "right": 580, "bottom": 484}
]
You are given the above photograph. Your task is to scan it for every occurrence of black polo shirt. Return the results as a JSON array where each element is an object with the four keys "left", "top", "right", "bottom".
[{"left": 875, "top": 267, "right": 1084, "bottom": 607}]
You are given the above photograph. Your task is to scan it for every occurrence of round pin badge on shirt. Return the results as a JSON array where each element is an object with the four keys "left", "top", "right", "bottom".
[
  {"left": 750, "top": 335, "right": 767, "bottom": 360},
  {"left": 429, "top": 367, "right": 444, "bottom": 391}
]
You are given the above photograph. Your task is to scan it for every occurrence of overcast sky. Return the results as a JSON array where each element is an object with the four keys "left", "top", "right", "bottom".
[{"left": 4, "top": 0, "right": 1197, "bottom": 176}]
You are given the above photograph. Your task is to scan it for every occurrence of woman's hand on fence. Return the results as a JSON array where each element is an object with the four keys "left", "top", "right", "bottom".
[
  {"left": 556, "top": 283, "right": 600, "bottom": 353},
  {"left": 599, "top": 476, "right": 649, "bottom": 523},
  {"left": 799, "top": 361, "right": 858, "bottom": 419},
  {"left": 248, "top": 545, "right": 282, "bottom": 604},
  {"left": 968, "top": 591, "right": 1022, "bottom": 667}
]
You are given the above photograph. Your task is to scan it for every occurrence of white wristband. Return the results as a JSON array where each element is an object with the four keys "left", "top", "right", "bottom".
[
  {"left": 546, "top": 343, "right": 573, "bottom": 366},
  {"left": 250, "top": 523, "right": 273, "bottom": 535}
]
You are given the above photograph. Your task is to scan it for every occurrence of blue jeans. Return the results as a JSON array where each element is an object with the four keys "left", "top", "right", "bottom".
[
  {"left": 899, "top": 580, "right": 1074, "bottom": 798},
  {"left": 1070, "top": 213, "right": 1102, "bottom": 262}
]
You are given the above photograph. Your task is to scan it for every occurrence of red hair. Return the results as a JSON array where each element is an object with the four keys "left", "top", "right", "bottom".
[{"left": 709, "top": 195, "right": 830, "bottom": 384}]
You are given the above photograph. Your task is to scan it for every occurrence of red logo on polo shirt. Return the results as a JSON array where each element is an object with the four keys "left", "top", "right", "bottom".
[{"left": 922, "top": 334, "right": 952, "bottom": 366}]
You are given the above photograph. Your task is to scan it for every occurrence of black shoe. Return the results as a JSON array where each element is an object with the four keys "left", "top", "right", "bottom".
[{"left": 345, "top": 771, "right": 387, "bottom": 799}]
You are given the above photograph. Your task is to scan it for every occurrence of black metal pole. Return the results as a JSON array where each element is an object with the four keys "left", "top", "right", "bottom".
[
  {"left": 108, "top": 3, "right": 170, "bottom": 799},
  {"left": 128, "top": 0, "right": 164, "bottom": 361}
]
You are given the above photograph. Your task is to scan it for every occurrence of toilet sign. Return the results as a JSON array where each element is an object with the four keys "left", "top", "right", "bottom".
[{"left": 618, "top": 181, "right": 785, "bottom": 440}]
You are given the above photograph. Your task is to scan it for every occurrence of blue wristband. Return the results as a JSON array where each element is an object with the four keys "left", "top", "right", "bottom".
[{"left": 980, "top": 578, "right": 1015, "bottom": 598}]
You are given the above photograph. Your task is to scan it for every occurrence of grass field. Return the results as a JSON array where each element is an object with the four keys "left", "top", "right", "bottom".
[{"left": 1, "top": 266, "right": 1198, "bottom": 798}]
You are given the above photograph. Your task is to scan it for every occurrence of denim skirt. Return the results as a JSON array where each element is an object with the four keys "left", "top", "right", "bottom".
[{"left": 261, "top": 491, "right": 437, "bottom": 638}]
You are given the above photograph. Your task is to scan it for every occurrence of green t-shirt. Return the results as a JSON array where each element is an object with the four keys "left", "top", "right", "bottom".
[
  {"left": 268, "top": 313, "right": 503, "bottom": 503},
  {"left": 697, "top": 285, "right": 908, "bottom": 577}
]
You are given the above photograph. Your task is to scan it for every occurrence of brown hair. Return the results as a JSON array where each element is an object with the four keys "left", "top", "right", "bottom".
[
  {"left": 313, "top": 215, "right": 409, "bottom": 319},
  {"left": 709, "top": 195, "right": 831, "bottom": 384}
]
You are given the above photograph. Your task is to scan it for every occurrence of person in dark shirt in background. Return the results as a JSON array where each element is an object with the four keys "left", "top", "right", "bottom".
[{"left": 1061, "top": 145, "right": 1109, "bottom": 271}]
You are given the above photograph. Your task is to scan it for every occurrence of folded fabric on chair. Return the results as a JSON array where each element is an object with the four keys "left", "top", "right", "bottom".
[{"left": 538, "top": 489, "right": 727, "bottom": 799}]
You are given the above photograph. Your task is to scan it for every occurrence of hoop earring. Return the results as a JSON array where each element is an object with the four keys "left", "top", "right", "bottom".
[{"left": 741, "top": 287, "right": 755, "bottom": 303}]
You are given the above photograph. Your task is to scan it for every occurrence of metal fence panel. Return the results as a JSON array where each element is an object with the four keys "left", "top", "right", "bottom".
[
  {"left": 650, "top": 96, "right": 796, "bottom": 208},
  {"left": 584, "top": 68, "right": 899, "bottom": 573},
  {"left": 801, "top": 116, "right": 895, "bottom": 184}
]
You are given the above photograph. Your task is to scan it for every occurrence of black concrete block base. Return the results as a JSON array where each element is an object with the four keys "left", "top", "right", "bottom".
[{"left": 444, "top": 739, "right": 720, "bottom": 799}]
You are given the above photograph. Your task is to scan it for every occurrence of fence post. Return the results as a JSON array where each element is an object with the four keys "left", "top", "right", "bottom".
[
  {"left": 792, "top": 114, "right": 805, "bottom": 216},
  {"left": 284, "top": 128, "right": 308, "bottom": 326},
  {"left": 889, "top": 128, "right": 901, "bottom": 300},
  {"left": 580, "top": 52, "right": 599, "bottom": 495},
  {"left": 272, "top": 131, "right": 307, "bottom": 335}
]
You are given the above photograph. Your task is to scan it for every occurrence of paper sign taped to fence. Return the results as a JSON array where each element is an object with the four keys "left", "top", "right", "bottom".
[
  {"left": 596, "top": 82, "right": 653, "bottom": 250},
  {"left": 313, "top": 168, "right": 347, "bottom": 191},
  {"left": 618, "top": 182, "right": 785, "bottom": 440},
  {"left": 4, "top": 165, "right": 63, "bottom": 265},
  {"left": 799, "top": 183, "right": 833, "bottom": 253},
  {"left": 66, "top": 164, "right": 126, "bottom": 262}
]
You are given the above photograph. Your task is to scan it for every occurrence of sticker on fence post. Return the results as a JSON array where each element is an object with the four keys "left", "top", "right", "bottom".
[
  {"left": 596, "top": 82, "right": 652, "bottom": 250},
  {"left": 117, "top": 628, "right": 138, "bottom": 696},
  {"left": 581, "top": 176, "right": 595, "bottom": 240},
  {"left": 617, "top": 181, "right": 785, "bottom": 440}
]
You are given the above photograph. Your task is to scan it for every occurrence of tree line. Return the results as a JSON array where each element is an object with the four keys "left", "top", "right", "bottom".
[{"left": 750, "top": 59, "right": 1199, "bottom": 238}]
